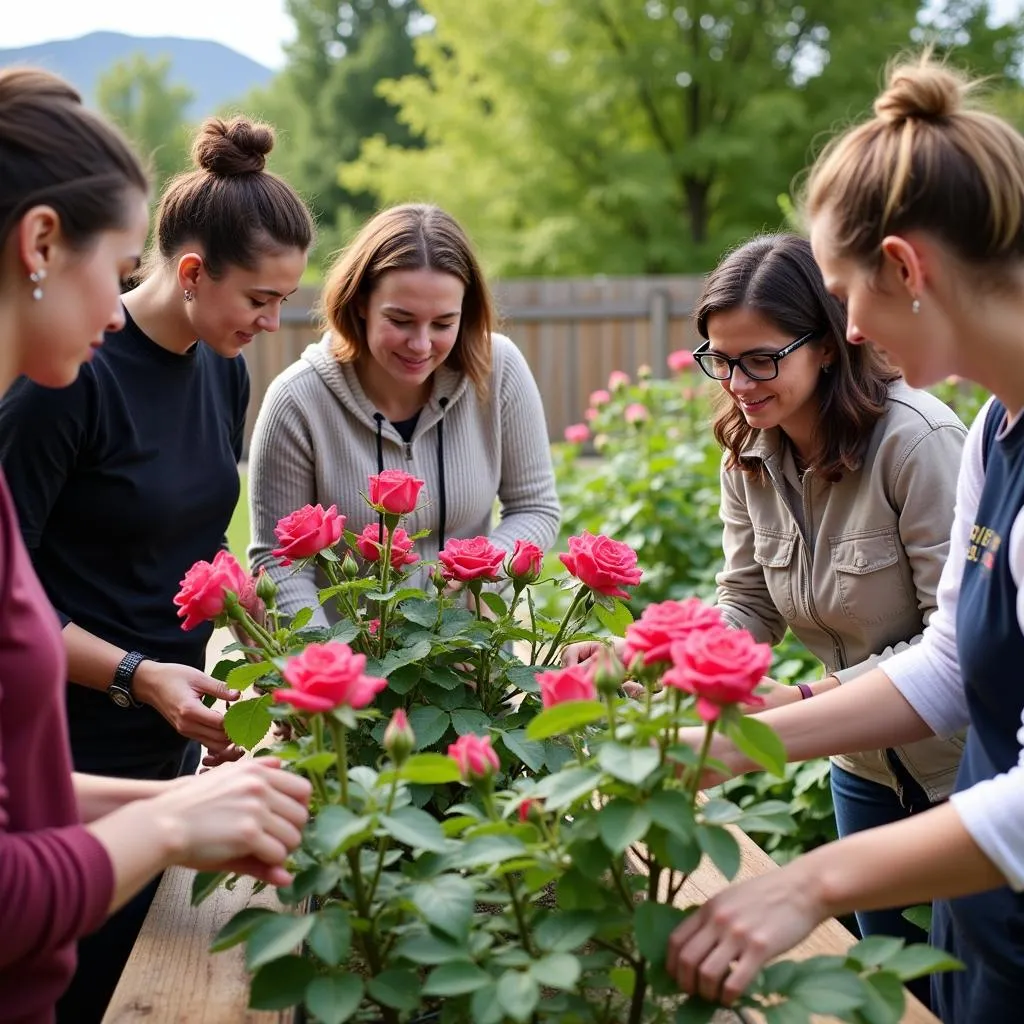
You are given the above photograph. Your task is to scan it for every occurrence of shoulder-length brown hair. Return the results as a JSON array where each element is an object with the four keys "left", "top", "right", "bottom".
[
  {"left": 321, "top": 204, "right": 495, "bottom": 399},
  {"left": 697, "top": 234, "right": 899, "bottom": 482}
]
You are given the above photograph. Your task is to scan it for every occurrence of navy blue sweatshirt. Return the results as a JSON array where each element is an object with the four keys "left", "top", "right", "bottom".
[{"left": 0, "top": 308, "right": 248, "bottom": 772}]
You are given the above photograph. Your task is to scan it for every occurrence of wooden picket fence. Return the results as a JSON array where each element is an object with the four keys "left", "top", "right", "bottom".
[{"left": 240, "top": 275, "right": 707, "bottom": 453}]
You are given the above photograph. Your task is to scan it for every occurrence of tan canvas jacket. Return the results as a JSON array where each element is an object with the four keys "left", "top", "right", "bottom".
[{"left": 716, "top": 381, "right": 967, "bottom": 802}]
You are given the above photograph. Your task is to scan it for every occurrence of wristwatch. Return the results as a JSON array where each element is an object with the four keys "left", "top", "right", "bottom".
[{"left": 107, "top": 650, "right": 148, "bottom": 709}]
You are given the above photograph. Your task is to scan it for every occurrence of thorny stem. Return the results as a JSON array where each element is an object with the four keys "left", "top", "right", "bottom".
[{"left": 541, "top": 586, "right": 589, "bottom": 665}]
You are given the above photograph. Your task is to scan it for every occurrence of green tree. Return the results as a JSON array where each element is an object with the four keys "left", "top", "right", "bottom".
[
  {"left": 234, "top": 0, "right": 424, "bottom": 270},
  {"left": 96, "top": 54, "right": 193, "bottom": 195},
  {"left": 339, "top": 0, "right": 1024, "bottom": 276}
]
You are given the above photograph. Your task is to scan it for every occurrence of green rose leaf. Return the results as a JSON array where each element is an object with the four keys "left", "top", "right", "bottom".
[
  {"left": 529, "top": 952, "right": 581, "bottom": 990},
  {"left": 848, "top": 936, "right": 906, "bottom": 969},
  {"left": 471, "top": 983, "right": 503, "bottom": 1024},
  {"left": 309, "top": 806, "right": 373, "bottom": 857},
  {"left": 380, "top": 639, "right": 433, "bottom": 677},
  {"left": 499, "top": 729, "right": 546, "bottom": 772},
  {"left": 366, "top": 968, "right": 421, "bottom": 1012},
  {"left": 598, "top": 741, "right": 660, "bottom": 786},
  {"left": 422, "top": 960, "right": 493, "bottom": 996},
  {"left": 327, "top": 618, "right": 361, "bottom": 644},
  {"left": 408, "top": 705, "right": 451, "bottom": 749},
  {"left": 882, "top": 944, "right": 964, "bottom": 981},
  {"left": 307, "top": 904, "right": 352, "bottom": 967},
  {"left": 532, "top": 767, "right": 603, "bottom": 810},
  {"left": 391, "top": 931, "right": 469, "bottom": 965},
  {"left": 446, "top": 834, "right": 527, "bottom": 870},
  {"left": 506, "top": 665, "right": 541, "bottom": 693},
  {"left": 245, "top": 913, "right": 317, "bottom": 972},
  {"left": 211, "top": 907, "right": 275, "bottom": 952},
  {"left": 593, "top": 599, "right": 634, "bottom": 636},
  {"left": 533, "top": 910, "right": 600, "bottom": 953},
  {"left": 526, "top": 700, "right": 606, "bottom": 740},
  {"left": 249, "top": 954, "right": 317, "bottom": 1011},
  {"left": 380, "top": 805, "right": 450, "bottom": 853},
  {"left": 451, "top": 707, "right": 491, "bottom": 736},
  {"left": 496, "top": 969, "right": 540, "bottom": 1024},
  {"left": 210, "top": 658, "right": 244, "bottom": 682},
  {"left": 634, "top": 901, "right": 689, "bottom": 966},
  {"left": 399, "top": 752, "right": 462, "bottom": 784},
  {"left": 647, "top": 790, "right": 697, "bottom": 838},
  {"left": 482, "top": 591, "right": 508, "bottom": 618},
  {"left": 598, "top": 797, "right": 652, "bottom": 853},
  {"left": 696, "top": 824, "right": 741, "bottom": 880},
  {"left": 305, "top": 974, "right": 364, "bottom": 1024},
  {"left": 411, "top": 876, "right": 476, "bottom": 942},
  {"left": 790, "top": 970, "right": 870, "bottom": 1014},
  {"left": 223, "top": 694, "right": 273, "bottom": 749},
  {"left": 399, "top": 598, "right": 439, "bottom": 628},
  {"left": 859, "top": 970, "right": 907, "bottom": 1024},
  {"left": 762, "top": 1001, "right": 814, "bottom": 1024},
  {"left": 191, "top": 870, "right": 229, "bottom": 906},
  {"left": 674, "top": 995, "right": 721, "bottom": 1023},
  {"left": 725, "top": 713, "right": 787, "bottom": 777}
]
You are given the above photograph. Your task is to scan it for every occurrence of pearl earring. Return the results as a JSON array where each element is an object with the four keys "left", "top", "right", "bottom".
[
  {"left": 29, "top": 269, "right": 46, "bottom": 301},
  {"left": 911, "top": 298, "right": 921, "bottom": 315}
]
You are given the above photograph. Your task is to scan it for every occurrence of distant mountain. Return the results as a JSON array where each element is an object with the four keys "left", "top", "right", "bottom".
[{"left": 0, "top": 31, "right": 275, "bottom": 118}]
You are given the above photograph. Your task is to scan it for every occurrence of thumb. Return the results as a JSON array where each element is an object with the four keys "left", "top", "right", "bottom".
[{"left": 194, "top": 673, "right": 241, "bottom": 702}]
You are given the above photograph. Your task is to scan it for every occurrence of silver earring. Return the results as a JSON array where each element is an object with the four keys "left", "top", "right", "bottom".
[
  {"left": 911, "top": 298, "right": 921, "bottom": 315},
  {"left": 29, "top": 269, "right": 46, "bottom": 301},
  {"left": 821, "top": 363, "right": 832, "bottom": 374},
  {"left": 183, "top": 289, "right": 194, "bottom": 303}
]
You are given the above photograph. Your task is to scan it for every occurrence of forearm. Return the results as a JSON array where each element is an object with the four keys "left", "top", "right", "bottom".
[
  {"left": 62, "top": 622, "right": 129, "bottom": 692},
  {"left": 73, "top": 772, "right": 167, "bottom": 823},
  {"left": 799, "top": 801, "right": 1006, "bottom": 920},
  {"left": 85, "top": 798, "right": 180, "bottom": 913},
  {"left": 735, "top": 666, "right": 933, "bottom": 770}
]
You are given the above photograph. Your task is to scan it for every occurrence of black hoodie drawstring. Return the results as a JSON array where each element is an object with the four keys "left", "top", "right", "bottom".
[
  {"left": 373, "top": 412, "right": 385, "bottom": 535},
  {"left": 436, "top": 397, "right": 449, "bottom": 550}
]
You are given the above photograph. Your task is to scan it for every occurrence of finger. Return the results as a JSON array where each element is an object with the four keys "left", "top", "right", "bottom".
[
  {"left": 217, "top": 856, "right": 294, "bottom": 887},
  {"left": 182, "top": 722, "right": 234, "bottom": 749},
  {"left": 622, "top": 681, "right": 645, "bottom": 699},
  {"left": 695, "top": 940, "right": 740, "bottom": 1004},
  {"left": 674, "top": 916, "right": 721, "bottom": 994},
  {"left": 666, "top": 912, "right": 703, "bottom": 988},
  {"left": 194, "top": 675, "right": 241, "bottom": 702}
]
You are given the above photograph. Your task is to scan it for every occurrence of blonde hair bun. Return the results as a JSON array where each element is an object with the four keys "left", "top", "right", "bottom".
[{"left": 874, "top": 59, "right": 970, "bottom": 124}]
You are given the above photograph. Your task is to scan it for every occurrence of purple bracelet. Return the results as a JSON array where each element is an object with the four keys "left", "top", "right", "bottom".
[{"left": 796, "top": 682, "right": 814, "bottom": 700}]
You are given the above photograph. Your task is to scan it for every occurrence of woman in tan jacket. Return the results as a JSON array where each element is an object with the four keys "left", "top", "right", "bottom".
[{"left": 695, "top": 234, "right": 965, "bottom": 959}]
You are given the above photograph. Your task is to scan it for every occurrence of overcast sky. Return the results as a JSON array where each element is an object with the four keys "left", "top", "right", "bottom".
[{"left": 4, "top": 0, "right": 1024, "bottom": 71}]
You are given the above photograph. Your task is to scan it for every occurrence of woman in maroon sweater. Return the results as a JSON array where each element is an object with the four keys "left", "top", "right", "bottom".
[{"left": 0, "top": 69, "right": 312, "bottom": 1023}]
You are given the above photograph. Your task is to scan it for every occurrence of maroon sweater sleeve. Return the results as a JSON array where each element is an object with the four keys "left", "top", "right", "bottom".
[{"left": 0, "top": 471, "right": 114, "bottom": 1017}]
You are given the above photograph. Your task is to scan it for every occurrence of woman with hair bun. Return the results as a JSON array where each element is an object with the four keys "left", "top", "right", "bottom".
[
  {"left": 0, "top": 69, "right": 310, "bottom": 1023},
  {"left": 0, "top": 112, "right": 314, "bottom": 1020},
  {"left": 665, "top": 55, "right": 1024, "bottom": 1021}
]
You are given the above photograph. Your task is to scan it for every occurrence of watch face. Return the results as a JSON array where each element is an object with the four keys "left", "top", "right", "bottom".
[{"left": 109, "top": 686, "right": 133, "bottom": 709}]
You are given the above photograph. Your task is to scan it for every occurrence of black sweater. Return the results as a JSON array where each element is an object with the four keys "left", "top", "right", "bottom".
[{"left": 0, "top": 309, "right": 248, "bottom": 772}]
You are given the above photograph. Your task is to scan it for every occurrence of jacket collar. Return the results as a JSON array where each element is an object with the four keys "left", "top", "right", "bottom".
[{"left": 738, "top": 428, "right": 786, "bottom": 467}]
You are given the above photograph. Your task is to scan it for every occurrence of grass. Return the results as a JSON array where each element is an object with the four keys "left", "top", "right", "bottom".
[{"left": 228, "top": 469, "right": 251, "bottom": 568}]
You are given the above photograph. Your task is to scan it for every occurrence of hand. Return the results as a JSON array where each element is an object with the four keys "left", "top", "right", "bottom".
[
  {"left": 153, "top": 758, "right": 312, "bottom": 886},
  {"left": 132, "top": 661, "right": 240, "bottom": 752},
  {"left": 665, "top": 863, "right": 826, "bottom": 1003},
  {"left": 673, "top": 726, "right": 746, "bottom": 788},
  {"left": 200, "top": 744, "right": 246, "bottom": 769},
  {"left": 560, "top": 637, "right": 625, "bottom": 667},
  {"left": 744, "top": 676, "right": 802, "bottom": 714}
]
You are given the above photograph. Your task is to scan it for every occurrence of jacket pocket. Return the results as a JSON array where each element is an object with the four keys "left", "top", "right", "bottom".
[
  {"left": 752, "top": 529, "right": 798, "bottom": 621},
  {"left": 830, "top": 528, "right": 913, "bottom": 627}
]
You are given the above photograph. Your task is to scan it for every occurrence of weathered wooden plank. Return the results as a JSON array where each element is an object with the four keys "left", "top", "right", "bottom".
[{"left": 102, "top": 868, "right": 292, "bottom": 1024}]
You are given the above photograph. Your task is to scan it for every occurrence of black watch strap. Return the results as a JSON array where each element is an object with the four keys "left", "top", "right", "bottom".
[{"left": 108, "top": 651, "right": 148, "bottom": 709}]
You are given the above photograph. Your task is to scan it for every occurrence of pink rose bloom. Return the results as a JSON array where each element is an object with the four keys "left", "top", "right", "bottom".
[
  {"left": 367, "top": 618, "right": 380, "bottom": 636},
  {"left": 368, "top": 469, "right": 424, "bottom": 515},
  {"left": 667, "top": 349, "right": 696, "bottom": 373},
  {"left": 356, "top": 523, "right": 418, "bottom": 569},
  {"left": 272, "top": 504, "right": 345, "bottom": 566},
  {"left": 564, "top": 423, "right": 591, "bottom": 444},
  {"left": 383, "top": 708, "right": 415, "bottom": 762},
  {"left": 624, "top": 403, "right": 649, "bottom": 424},
  {"left": 589, "top": 389, "right": 611, "bottom": 407},
  {"left": 518, "top": 797, "right": 541, "bottom": 823},
  {"left": 273, "top": 642, "right": 387, "bottom": 713},
  {"left": 448, "top": 733, "right": 501, "bottom": 780},
  {"left": 622, "top": 598, "right": 724, "bottom": 667},
  {"left": 507, "top": 539, "right": 544, "bottom": 585},
  {"left": 438, "top": 536, "right": 506, "bottom": 583},
  {"left": 584, "top": 407, "right": 600, "bottom": 422},
  {"left": 559, "top": 531, "right": 642, "bottom": 600},
  {"left": 608, "top": 370, "right": 630, "bottom": 390},
  {"left": 174, "top": 550, "right": 251, "bottom": 631},
  {"left": 662, "top": 627, "right": 773, "bottom": 722},
  {"left": 536, "top": 664, "right": 597, "bottom": 709}
]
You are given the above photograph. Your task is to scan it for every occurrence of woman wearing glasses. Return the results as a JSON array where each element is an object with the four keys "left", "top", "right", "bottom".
[{"left": 695, "top": 234, "right": 966, "bottom": 955}]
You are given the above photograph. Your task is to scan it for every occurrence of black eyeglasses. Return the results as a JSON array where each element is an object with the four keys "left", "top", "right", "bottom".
[{"left": 693, "top": 330, "right": 824, "bottom": 382}]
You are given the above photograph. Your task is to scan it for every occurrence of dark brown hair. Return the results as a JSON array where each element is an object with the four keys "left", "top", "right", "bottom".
[
  {"left": 0, "top": 67, "right": 148, "bottom": 258},
  {"left": 148, "top": 116, "right": 314, "bottom": 277},
  {"left": 696, "top": 234, "right": 899, "bottom": 482},
  {"left": 805, "top": 53, "right": 1024, "bottom": 282},
  {"left": 322, "top": 204, "right": 495, "bottom": 398}
]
